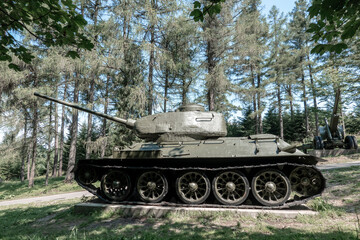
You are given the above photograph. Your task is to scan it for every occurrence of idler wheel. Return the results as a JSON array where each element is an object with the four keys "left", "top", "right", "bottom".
[
  {"left": 212, "top": 171, "right": 250, "bottom": 205},
  {"left": 100, "top": 171, "right": 131, "bottom": 202},
  {"left": 176, "top": 171, "right": 210, "bottom": 204},
  {"left": 136, "top": 171, "right": 168, "bottom": 203},
  {"left": 251, "top": 169, "right": 291, "bottom": 206},
  {"left": 289, "top": 167, "right": 323, "bottom": 197},
  {"left": 76, "top": 166, "right": 97, "bottom": 185}
]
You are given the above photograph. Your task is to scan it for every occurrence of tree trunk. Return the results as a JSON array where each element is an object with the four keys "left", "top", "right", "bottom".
[
  {"left": 65, "top": 77, "right": 79, "bottom": 182},
  {"left": 26, "top": 142, "right": 31, "bottom": 180},
  {"left": 86, "top": 0, "right": 100, "bottom": 159},
  {"left": 0, "top": 87, "right": 2, "bottom": 113},
  {"left": 28, "top": 101, "right": 38, "bottom": 188},
  {"left": 277, "top": 81, "right": 284, "bottom": 139},
  {"left": 147, "top": 8, "right": 155, "bottom": 115},
  {"left": 206, "top": 37, "right": 216, "bottom": 111},
  {"left": 20, "top": 113, "right": 27, "bottom": 182},
  {"left": 301, "top": 70, "right": 309, "bottom": 136},
  {"left": 45, "top": 103, "right": 53, "bottom": 186},
  {"left": 287, "top": 85, "right": 294, "bottom": 120},
  {"left": 86, "top": 79, "right": 95, "bottom": 159},
  {"left": 52, "top": 86, "right": 59, "bottom": 177},
  {"left": 250, "top": 65, "right": 258, "bottom": 134},
  {"left": 58, "top": 82, "right": 67, "bottom": 177},
  {"left": 308, "top": 61, "right": 319, "bottom": 136},
  {"left": 164, "top": 65, "right": 169, "bottom": 112},
  {"left": 257, "top": 73, "right": 263, "bottom": 133},
  {"left": 101, "top": 75, "right": 110, "bottom": 158},
  {"left": 181, "top": 79, "right": 187, "bottom": 106}
]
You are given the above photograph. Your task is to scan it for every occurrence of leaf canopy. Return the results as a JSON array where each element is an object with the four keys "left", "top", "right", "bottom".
[{"left": 0, "top": 0, "right": 94, "bottom": 70}]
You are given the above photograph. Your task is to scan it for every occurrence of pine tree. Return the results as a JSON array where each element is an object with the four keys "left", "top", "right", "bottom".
[
  {"left": 232, "top": 0, "right": 268, "bottom": 133},
  {"left": 158, "top": 13, "right": 198, "bottom": 111},
  {"left": 267, "top": 6, "right": 287, "bottom": 139},
  {"left": 288, "top": 0, "right": 313, "bottom": 137},
  {"left": 200, "top": 0, "right": 239, "bottom": 112}
]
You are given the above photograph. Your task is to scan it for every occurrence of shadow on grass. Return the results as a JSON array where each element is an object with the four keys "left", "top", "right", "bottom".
[
  {"left": 0, "top": 202, "right": 76, "bottom": 239},
  {"left": 0, "top": 203, "right": 358, "bottom": 240}
]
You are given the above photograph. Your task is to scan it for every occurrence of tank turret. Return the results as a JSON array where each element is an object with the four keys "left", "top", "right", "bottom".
[{"left": 34, "top": 92, "right": 227, "bottom": 142}]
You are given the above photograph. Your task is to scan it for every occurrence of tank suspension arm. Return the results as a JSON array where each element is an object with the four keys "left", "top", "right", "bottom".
[{"left": 34, "top": 92, "right": 135, "bottom": 129}]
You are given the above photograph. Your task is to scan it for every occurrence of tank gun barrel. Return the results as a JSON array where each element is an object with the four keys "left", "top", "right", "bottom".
[{"left": 34, "top": 92, "right": 135, "bottom": 129}]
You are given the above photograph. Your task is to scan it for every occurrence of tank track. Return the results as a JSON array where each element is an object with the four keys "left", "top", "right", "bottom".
[{"left": 75, "top": 161, "right": 326, "bottom": 209}]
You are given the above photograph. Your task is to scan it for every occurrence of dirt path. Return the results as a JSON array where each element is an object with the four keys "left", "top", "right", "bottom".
[{"left": 0, "top": 191, "right": 93, "bottom": 207}]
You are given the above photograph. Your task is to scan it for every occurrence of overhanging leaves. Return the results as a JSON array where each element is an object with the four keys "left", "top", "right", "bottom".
[{"left": 0, "top": 0, "right": 94, "bottom": 69}]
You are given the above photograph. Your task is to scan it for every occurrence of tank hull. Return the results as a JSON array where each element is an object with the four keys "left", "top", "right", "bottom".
[{"left": 74, "top": 136, "right": 326, "bottom": 208}]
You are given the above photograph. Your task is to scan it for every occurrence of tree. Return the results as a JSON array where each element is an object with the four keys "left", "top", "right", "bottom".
[
  {"left": 288, "top": 0, "right": 311, "bottom": 137},
  {"left": 0, "top": 0, "right": 93, "bottom": 70},
  {"left": 267, "top": 6, "right": 287, "bottom": 139},
  {"left": 158, "top": 14, "right": 198, "bottom": 111},
  {"left": 200, "top": 0, "right": 237, "bottom": 112},
  {"left": 308, "top": 0, "right": 360, "bottom": 54},
  {"left": 232, "top": 0, "right": 268, "bottom": 134},
  {"left": 64, "top": 71, "right": 80, "bottom": 182},
  {"left": 190, "top": 0, "right": 225, "bottom": 22},
  {"left": 227, "top": 106, "right": 256, "bottom": 137}
]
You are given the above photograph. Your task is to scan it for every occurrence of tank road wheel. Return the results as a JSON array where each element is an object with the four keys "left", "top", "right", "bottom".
[
  {"left": 251, "top": 169, "right": 291, "bottom": 206},
  {"left": 212, "top": 171, "right": 250, "bottom": 205},
  {"left": 76, "top": 166, "right": 97, "bottom": 185},
  {"left": 176, "top": 171, "right": 211, "bottom": 204},
  {"left": 136, "top": 171, "right": 168, "bottom": 203},
  {"left": 101, "top": 171, "right": 131, "bottom": 202},
  {"left": 289, "top": 167, "right": 323, "bottom": 197}
]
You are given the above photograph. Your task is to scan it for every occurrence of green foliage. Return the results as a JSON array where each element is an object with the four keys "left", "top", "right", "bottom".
[
  {"left": 0, "top": 0, "right": 94, "bottom": 70},
  {"left": 263, "top": 108, "right": 280, "bottom": 136},
  {"left": 190, "top": 0, "right": 225, "bottom": 22},
  {"left": 308, "top": 0, "right": 360, "bottom": 54},
  {"left": 228, "top": 107, "right": 310, "bottom": 142},
  {"left": 345, "top": 105, "right": 360, "bottom": 134},
  {"left": 262, "top": 108, "right": 308, "bottom": 141},
  {"left": 0, "top": 134, "right": 22, "bottom": 180},
  {"left": 227, "top": 107, "right": 255, "bottom": 137}
]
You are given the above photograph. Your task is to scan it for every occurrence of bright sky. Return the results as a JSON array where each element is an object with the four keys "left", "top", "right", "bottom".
[{"left": 261, "top": 0, "right": 295, "bottom": 15}]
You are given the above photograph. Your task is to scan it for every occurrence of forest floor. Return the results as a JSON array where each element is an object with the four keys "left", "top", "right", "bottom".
[{"left": 0, "top": 156, "right": 360, "bottom": 239}]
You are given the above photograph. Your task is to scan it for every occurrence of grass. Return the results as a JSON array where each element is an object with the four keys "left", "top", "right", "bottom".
[
  {"left": 0, "top": 198, "right": 358, "bottom": 240},
  {"left": 0, "top": 176, "right": 83, "bottom": 200},
  {"left": 0, "top": 164, "right": 360, "bottom": 239},
  {"left": 321, "top": 166, "right": 360, "bottom": 209}
]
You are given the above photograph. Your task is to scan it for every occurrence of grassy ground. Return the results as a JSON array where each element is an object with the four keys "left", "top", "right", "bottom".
[
  {"left": 0, "top": 176, "right": 83, "bottom": 200},
  {"left": 0, "top": 166, "right": 360, "bottom": 239}
]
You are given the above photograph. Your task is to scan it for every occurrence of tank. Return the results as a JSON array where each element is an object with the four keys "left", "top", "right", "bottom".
[{"left": 35, "top": 92, "right": 326, "bottom": 208}]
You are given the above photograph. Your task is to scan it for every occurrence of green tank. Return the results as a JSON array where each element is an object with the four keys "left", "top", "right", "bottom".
[{"left": 35, "top": 92, "right": 326, "bottom": 208}]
